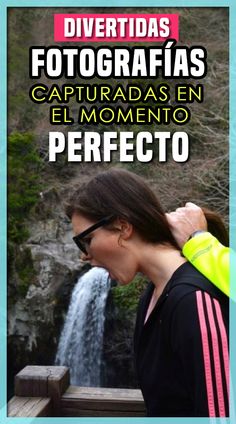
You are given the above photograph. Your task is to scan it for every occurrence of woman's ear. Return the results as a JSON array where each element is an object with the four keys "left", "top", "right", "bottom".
[{"left": 117, "top": 218, "right": 133, "bottom": 240}]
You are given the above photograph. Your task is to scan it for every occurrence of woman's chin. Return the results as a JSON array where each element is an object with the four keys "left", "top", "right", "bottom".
[
  {"left": 117, "top": 277, "right": 131, "bottom": 286},
  {"left": 109, "top": 271, "right": 116, "bottom": 281},
  {"left": 108, "top": 271, "right": 132, "bottom": 286},
  {"left": 109, "top": 272, "right": 122, "bottom": 284}
]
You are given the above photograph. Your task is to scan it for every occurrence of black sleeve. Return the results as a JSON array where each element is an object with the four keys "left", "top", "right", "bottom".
[{"left": 170, "top": 289, "right": 229, "bottom": 417}]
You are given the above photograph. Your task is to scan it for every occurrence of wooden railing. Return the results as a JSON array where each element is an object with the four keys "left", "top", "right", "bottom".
[{"left": 8, "top": 366, "right": 145, "bottom": 417}]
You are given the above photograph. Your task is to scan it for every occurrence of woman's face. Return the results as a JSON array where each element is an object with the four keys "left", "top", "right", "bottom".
[{"left": 71, "top": 213, "right": 138, "bottom": 285}]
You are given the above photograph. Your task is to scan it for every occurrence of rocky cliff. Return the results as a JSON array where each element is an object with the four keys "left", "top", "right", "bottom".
[{"left": 8, "top": 188, "right": 86, "bottom": 394}]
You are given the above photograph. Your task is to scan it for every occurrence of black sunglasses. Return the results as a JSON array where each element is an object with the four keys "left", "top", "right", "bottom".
[{"left": 73, "top": 215, "right": 115, "bottom": 255}]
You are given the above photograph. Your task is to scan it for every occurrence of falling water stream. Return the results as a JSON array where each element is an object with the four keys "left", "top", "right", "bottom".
[{"left": 55, "top": 267, "right": 111, "bottom": 386}]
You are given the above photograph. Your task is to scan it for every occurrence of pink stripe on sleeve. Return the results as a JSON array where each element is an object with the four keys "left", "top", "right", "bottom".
[
  {"left": 204, "top": 293, "right": 226, "bottom": 416},
  {"left": 213, "top": 298, "right": 229, "bottom": 400},
  {"left": 196, "top": 291, "right": 216, "bottom": 416}
]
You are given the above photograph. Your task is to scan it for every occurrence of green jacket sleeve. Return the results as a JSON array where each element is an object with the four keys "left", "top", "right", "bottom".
[{"left": 182, "top": 232, "right": 230, "bottom": 297}]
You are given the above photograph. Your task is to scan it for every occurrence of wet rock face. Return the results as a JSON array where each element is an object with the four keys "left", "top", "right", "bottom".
[{"left": 7, "top": 189, "right": 86, "bottom": 394}]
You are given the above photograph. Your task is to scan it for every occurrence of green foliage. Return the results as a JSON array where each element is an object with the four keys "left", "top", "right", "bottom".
[
  {"left": 111, "top": 274, "right": 147, "bottom": 312},
  {"left": 8, "top": 132, "right": 42, "bottom": 243},
  {"left": 15, "top": 248, "right": 37, "bottom": 297}
]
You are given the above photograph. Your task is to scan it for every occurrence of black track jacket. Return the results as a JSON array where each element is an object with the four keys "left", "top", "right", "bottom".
[{"left": 134, "top": 262, "right": 229, "bottom": 417}]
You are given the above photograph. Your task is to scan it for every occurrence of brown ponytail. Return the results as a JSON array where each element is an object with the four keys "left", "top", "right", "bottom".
[{"left": 202, "top": 208, "right": 229, "bottom": 247}]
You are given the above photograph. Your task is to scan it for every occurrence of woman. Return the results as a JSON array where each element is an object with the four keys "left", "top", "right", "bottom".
[{"left": 65, "top": 168, "right": 229, "bottom": 417}]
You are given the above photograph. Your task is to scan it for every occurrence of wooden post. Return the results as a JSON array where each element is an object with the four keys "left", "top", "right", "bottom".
[{"left": 14, "top": 365, "right": 70, "bottom": 416}]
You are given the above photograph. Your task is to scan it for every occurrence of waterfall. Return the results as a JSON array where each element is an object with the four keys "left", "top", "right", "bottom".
[{"left": 55, "top": 267, "right": 111, "bottom": 386}]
